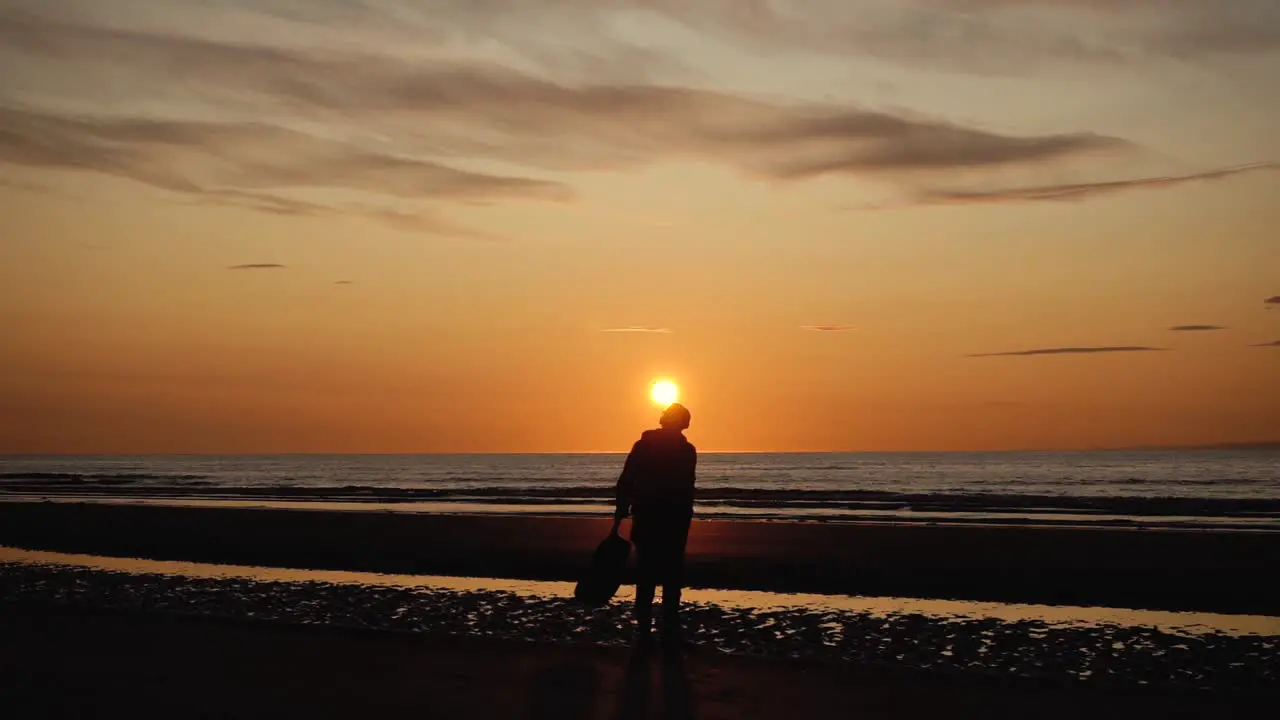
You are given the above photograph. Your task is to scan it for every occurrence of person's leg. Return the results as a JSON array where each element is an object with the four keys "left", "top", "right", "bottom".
[
  {"left": 659, "top": 519, "right": 691, "bottom": 636},
  {"left": 634, "top": 580, "right": 655, "bottom": 637}
]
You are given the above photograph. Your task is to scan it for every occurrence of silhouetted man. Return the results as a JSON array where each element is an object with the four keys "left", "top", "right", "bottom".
[{"left": 613, "top": 403, "right": 696, "bottom": 644}]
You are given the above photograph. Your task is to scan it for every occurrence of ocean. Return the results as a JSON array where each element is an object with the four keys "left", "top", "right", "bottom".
[{"left": 1, "top": 451, "right": 1277, "bottom": 530}]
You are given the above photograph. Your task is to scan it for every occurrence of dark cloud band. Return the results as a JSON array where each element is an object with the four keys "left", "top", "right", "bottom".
[
  {"left": 920, "top": 163, "right": 1279, "bottom": 205},
  {"left": 968, "top": 346, "right": 1164, "bottom": 357}
]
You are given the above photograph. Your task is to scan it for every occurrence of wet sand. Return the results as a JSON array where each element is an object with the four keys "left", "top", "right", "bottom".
[
  {"left": 1, "top": 604, "right": 1270, "bottom": 719},
  {"left": 2, "top": 500, "right": 1277, "bottom": 614},
  {"left": 3, "top": 555, "right": 1275, "bottom": 689}
]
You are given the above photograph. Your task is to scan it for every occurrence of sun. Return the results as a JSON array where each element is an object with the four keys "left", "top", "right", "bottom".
[{"left": 650, "top": 380, "right": 679, "bottom": 407}]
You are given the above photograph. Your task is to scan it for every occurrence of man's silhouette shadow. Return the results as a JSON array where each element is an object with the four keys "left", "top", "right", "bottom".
[{"left": 615, "top": 647, "right": 694, "bottom": 720}]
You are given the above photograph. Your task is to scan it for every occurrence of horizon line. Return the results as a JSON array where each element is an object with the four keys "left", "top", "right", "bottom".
[{"left": 3, "top": 442, "right": 1277, "bottom": 457}]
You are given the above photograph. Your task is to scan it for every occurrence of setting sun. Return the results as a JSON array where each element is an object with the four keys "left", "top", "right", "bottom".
[{"left": 650, "top": 380, "right": 679, "bottom": 407}]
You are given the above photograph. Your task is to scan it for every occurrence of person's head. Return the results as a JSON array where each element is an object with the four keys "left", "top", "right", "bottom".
[{"left": 659, "top": 403, "right": 691, "bottom": 431}]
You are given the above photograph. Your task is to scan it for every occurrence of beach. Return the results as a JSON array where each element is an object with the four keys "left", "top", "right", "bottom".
[
  {"left": 7, "top": 604, "right": 1270, "bottom": 720},
  {"left": 3, "top": 498, "right": 1278, "bottom": 716},
  {"left": 2, "top": 500, "right": 1278, "bottom": 614}
]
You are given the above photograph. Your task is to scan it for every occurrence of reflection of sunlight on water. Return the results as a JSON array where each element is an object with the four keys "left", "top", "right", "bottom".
[
  {"left": 680, "top": 588, "right": 1280, "bottom": 637},
  {"left": 3, "top": 546, "right": 1277, "bottom": 637},
  {"left": 0, "top": 546, "right": 578, "bottom": 593}
]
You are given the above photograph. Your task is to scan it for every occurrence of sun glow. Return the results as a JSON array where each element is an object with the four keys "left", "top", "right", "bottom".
[{"left": 650, "top": 380, "right": 679, "bottom": 407}]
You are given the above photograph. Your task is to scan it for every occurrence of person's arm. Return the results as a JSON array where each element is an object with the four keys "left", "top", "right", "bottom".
[
  {"left": 686, "top": 443, "right": 698, "bottom": 509},
  {"left": 612, "top": 440, "right": 642, "bottom": 533}
]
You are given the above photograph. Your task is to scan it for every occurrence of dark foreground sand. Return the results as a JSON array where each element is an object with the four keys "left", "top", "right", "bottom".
[
  {"left": 2, "top": 500, "right": 1278, "bottom": 614},
  {"left": 4, "top": 559, "right": 1275, "bottom": 689},
  {"left": 1, "top": 605, "right": 1270, "bottom": 720}
]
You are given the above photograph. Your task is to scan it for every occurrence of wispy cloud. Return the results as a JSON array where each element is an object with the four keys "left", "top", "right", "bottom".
[
  {"left": 918, "top": 163, "right": 1279, "bottom": 205},
  {"left": 0, "top": 176, "right": 48, "bottom": 193},
  {"left": 2, "top": 3, "right": 1271, "bottom": 231},
  {"left": 1170, "top": 325, "right": 1227, "bottom": 332},
  {"left": 198, "top": 190, "right": 505, "bottom": 241},
  {"left": 1266, "top": 296, "right": 1280, "bottom": 306},
  {"left": 351, "top": 0, "right": 1280, "bottom": 72},
  {"left": 1252, "top": 340, "right": 1280, "bottom": 347},
  {"left": 203, "top": 190, "right": 329, "bottom": 218},
  {"left": 361, "top": 208, "right": 507, "bottom": 242},
  {"left": 0, "top": 105, "right": 570, "bottom": 202},
  {"left": 2, "top": 3, "right": 1276, "bottom": 120},
  {"left": 968, "top": 346, "right": 1165, "bottom": 357},
  {"left": 601, "top": 327, "right": 673, "bottom": 334},
  {"left": 897, "top": 1, "right": 1280, "bottom": 61},
  {"left": 334, "top": 281, "right": 353, "bottom": 285},
  {"left": 243, "top": 0, "right": 1280, "bottom": 73},
  {"left": 802, "top": 325, "right": 857, "bottom": 332},
  {"left": 0, "top": 12, "right": 1137, "bottom": 201},
  {"left": 228, "top": 264, "right": 285, "bottom": 270}
]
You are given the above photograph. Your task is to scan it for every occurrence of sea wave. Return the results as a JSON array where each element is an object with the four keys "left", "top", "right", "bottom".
[
  {"left": 0, "top": 472, "right": 211, "bottom": 485},
  {"left": 2, "top": 482, "right": 1278, "bottom": 518},
  {"left": 1108, "top": 477, "right": 1275, "bottom": 486}
]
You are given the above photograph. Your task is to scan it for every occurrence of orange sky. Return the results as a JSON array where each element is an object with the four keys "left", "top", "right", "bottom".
[{"left": 1, "top": 1, "right": 1278, "bottom": 453}]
